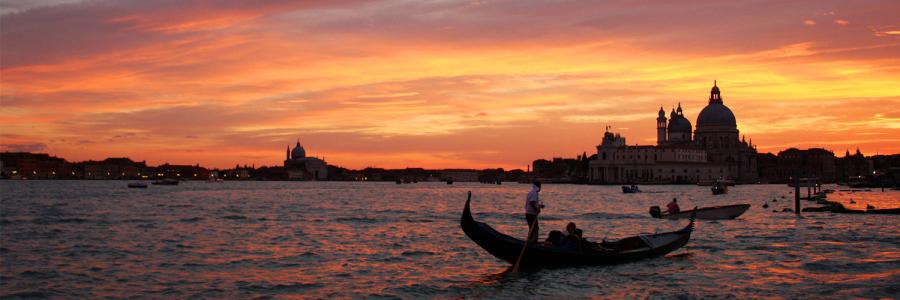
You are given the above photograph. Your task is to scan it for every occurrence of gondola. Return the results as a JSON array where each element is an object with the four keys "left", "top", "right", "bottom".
[
  {"left": 622, "top": 185, "right": 640, "bottom": 193},
  {"left": 649, "top": 204, "right": 750, "bottom": 220},
  {"left": 460, "top": 192, "right": 695, "bottom": 268}
]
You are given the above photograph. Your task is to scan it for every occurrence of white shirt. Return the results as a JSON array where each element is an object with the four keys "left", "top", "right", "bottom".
[{"left": 525, "top": 187, "right": 540, "bottom": 215}]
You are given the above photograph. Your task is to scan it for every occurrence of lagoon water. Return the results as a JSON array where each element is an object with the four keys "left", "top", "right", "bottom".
[{"left": 1, "top": 181, "right": 898, "bottom": 298}]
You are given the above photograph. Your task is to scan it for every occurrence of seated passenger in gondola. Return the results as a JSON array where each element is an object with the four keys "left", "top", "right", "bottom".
[
  {"left": 558, "top": 223, "right": 585, "bottom": 251},
  {"left": 667, "top": 198, "right": 680, "bottom": 214},
  {"left": 545, "top": 230, "right": 565, "bottom": 246},
  {"left": 544, "top": 222, "right": 580, "bottom": 248},
  {"left": 562, "top": 222, "right": 577, "bottom": 238}
]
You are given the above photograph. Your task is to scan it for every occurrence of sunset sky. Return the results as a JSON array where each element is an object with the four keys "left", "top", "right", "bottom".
[{"left": 1, "top": 0, "right": 899, "bottom": 169}]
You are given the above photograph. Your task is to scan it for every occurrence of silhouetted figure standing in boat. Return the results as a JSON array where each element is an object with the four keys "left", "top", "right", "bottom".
[{"left": 525, "top": 181, "right": 544, "bottom": 242}]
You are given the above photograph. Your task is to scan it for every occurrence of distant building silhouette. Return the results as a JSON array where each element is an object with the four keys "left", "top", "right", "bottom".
[
  {"left": 835, "top": 148, "right": 873, "bottom": 183},
  {"left": 284, "top": 139, "right": 328, "bottom": 180},
  {"left": 0, "top": 152, "right": 71, "bottom": 179},
  {"left": 532, "top": 153, "right": 592, "bottom": 183},
  {"left": 155, "top": 163, "right": 208, "bottom": 179},
  {"left": 82, "top": 157, "right": 155, "bottom": 179},
  {"left": 589, "top": 82, "right": 758, "bottom": 184},
  {"left": 772, "top": 148, "right": 836, "bottom": 182}
]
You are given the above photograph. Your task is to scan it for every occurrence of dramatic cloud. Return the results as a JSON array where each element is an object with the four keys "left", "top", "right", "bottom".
[
  {"left": 0, "top": 143, "right": 48, "bottom": 152},
  {"left": 1, "top": 0, "right": 899, "bottom": 169}
]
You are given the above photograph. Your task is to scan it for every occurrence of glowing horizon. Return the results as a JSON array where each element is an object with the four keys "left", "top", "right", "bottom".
[{"left": 2, "top": 1, "right": 899, "bottom": 169}]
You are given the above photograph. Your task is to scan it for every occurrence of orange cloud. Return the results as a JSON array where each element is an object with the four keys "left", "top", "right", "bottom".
[{"left": 2, "top": 1, "right": 899, "bottom": 169}]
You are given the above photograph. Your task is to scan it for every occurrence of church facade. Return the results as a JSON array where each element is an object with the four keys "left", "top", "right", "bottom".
[
  {"left": 589, "top": 82, "right": 758, "bottom": 184},
  {"left": 284, "top": 140, "right": 328, "bottom": 180}
]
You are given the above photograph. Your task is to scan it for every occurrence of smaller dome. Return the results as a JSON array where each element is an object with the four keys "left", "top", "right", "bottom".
[
  {"left": 668, "top": 115, "right": 692, "bottom": 134},
  {"left": 291, "top": 142, "right": 306, "bottom": 159}
]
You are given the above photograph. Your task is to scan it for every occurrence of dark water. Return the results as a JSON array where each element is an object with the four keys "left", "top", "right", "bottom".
[{"left": 1, "top": 181, "right": 898, "bottom": 298}]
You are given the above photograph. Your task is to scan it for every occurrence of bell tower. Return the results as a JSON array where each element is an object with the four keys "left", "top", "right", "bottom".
[
  {"left": 657, "top": 106, "right": 667, "bottom": 145},
  {"left": 709, "top": 80, "right": 722, "bottom": 104}
]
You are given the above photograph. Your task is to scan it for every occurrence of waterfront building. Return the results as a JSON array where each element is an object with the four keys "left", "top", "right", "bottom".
[
  {"left": 756, "top": 153, "right": 779, "bottom": 183},
  {"left": 156, "top": 163, "right": 208, "bottom": 179},
  {"left": 284, "top": 140, "right": 328, "bottom": 180},
  {"left": 0, "top": 152, "right": 71, "bottom": 179},
  {"left": 835, "top": 148, "right": 873, "bottom": 183},
  {"left": 589, "top": 82, "right": 758, "bottom": 184},
  {"left": 224, "top": 165, "right": 253, "bottom": 180},
  {"left": 773, "top": 148, "right": 836, "bottom": 183},
  {"left": 439, "top": 170, "right": 480, "bottom": 182},
  {"left": 532, "top": 154, "right": 591, "bottom": 183},
  {"left": 80, "top": 157, "right": 155, "bottom": 179}
]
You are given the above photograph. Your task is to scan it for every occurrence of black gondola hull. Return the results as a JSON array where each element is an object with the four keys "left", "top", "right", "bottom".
[{"left": 461, "top": 195, "right": 694, "bottom": 267}]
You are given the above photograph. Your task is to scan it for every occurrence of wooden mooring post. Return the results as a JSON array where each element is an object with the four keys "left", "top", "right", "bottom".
[{"left": 795, "top": 176, "right": 801, "bottom": 215}]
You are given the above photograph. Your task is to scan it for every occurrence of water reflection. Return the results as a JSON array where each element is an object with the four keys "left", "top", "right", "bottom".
[{"left": 0, "top": 181, "right": 897, "bottom": 298}]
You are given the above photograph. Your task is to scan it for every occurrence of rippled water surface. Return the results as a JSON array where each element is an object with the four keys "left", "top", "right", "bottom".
[{"left": 1, "top": 181, "right": 898, "bottom": 298}]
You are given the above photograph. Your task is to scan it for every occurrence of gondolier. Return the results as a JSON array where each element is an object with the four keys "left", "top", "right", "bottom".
[{"left": 524, "top": 181, "right": 543, "bottom": 242}]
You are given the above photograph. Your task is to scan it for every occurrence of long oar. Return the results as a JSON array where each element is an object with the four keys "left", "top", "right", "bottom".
[{"left": 511, "top": 213, "right": 538, "bottom": 273}]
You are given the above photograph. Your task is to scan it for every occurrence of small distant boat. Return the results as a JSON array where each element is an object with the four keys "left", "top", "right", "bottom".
[
  {"left": 711, "top": 181, "right": 728, "bottom": 195},
  {"left": 152, "top": 178, "right": 179, "bottom": 185},
  {"left": 622, "top": 185, "right": 640, "bottom": 193},
  {"left": 446, "top": 179, "right": 454, "bottom": 185},
  {"left": 396, "top": 179, "right": 402, "bottom": 184},
  {"left": 649, "top": 204, "right": 750, "bottom": 220},
  {"left": 462, "top": 192, "right": 695, "bottom": 267},
  {"left": 127, "top": 182, "right": 148, "bottom": 188},
  {"left": 698, "top": 179, "right": 734, "bottom": 186}
]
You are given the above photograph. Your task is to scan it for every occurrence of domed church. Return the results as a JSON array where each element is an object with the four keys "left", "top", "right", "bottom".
[
  {"left": 694, "top": 81, "right": 758, "bottom": 182},
  {"left": 590, "top": 82, "right": 758, "bottom": 184},
  {"left": 284, "top": 139, "right": 328, "bottom": 180}
]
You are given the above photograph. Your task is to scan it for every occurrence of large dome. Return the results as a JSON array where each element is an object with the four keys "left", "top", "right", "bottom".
[
  {"left": 697, "top": 103, "right": 736, "bottom": 127},
  {"left": 697, "top": 82, "right": 737, "bottom": 128}
]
